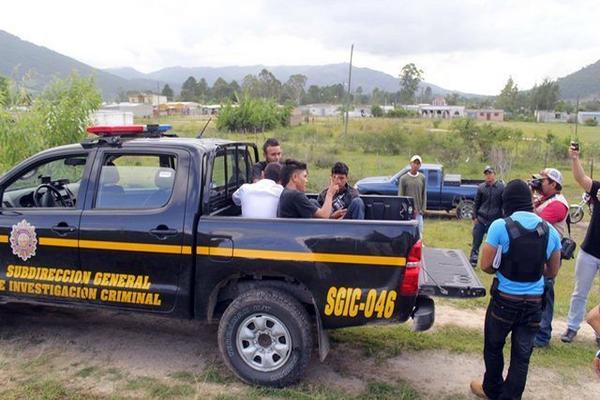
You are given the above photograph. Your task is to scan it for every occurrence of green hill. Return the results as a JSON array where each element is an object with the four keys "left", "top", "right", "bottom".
[{"left": 558, "top": 59, "right": 600, "bottom": 100}]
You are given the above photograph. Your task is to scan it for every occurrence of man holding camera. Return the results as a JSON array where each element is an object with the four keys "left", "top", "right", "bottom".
[
  {"left": 469, "top": 166, "right": 504, "bottom": 268},
  {"left": 562, "top": 143, "right": 600, "bottom": 347},
  {"left": 530, "top": 168, "right": 569, "bottom": 348}
]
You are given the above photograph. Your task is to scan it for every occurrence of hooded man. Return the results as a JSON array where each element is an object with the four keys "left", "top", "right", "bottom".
[{"left": 470, "top": 179, "right": 561, "bottom": 400}]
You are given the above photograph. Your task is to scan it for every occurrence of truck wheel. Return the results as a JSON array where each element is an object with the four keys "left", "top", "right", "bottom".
[
  {"left": 456, "top": 200, "right": 475, "bottom": 220},
  {"left": 218, "top": 288, "right": 313, "bottom": 387}
]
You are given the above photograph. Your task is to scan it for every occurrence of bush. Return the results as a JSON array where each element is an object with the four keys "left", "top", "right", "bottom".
[
  {"left": 371, "top": 104, "right": 384, "bottom": 117},
  {"left": 386, "top": 107, "right": 417, "bottom": 118},
  {"left": 217, "top": 95, "right": 292, "bottom": 133},
  {"left": 584, "top": 118, "right": 598, "bottom": 127}
]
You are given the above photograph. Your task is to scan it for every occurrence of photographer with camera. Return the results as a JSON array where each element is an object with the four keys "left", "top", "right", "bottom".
[
  {"left": 529, "top": 168, "right": 569, "bottom": 348},
  {"left": 562, "top": 143, "right": 600, "bottom": 347}
]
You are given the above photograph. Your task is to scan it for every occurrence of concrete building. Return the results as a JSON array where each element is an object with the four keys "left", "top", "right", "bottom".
[
  {"left": 298, "top": 104, "right": 340, "bottom": 117},
  {"left": 578, "top": 111, "right": 600, "bottom": 124},
  {"left": 101, "top": 102, "right": 153, "bottom": 118},
  {"left": 128, "top": 93, "right": 167, "bottom": 107},
  {"left": 419, "top": 105, "right": 465, "bottom": 119},
  {"left": 159, "top": 102, "right": 202, "bottom": 116},
  {"left": 467, "top": 109, "right": 505, "bottom": 122},
  {"left": 534, "top": 110, "right": 573, "bottom": 123},
  {"left": 432, "top": 96, "right": 447, "bottom": 106},
  {"left": 92, "top": 110, "right": 134, "bottom": 125}
]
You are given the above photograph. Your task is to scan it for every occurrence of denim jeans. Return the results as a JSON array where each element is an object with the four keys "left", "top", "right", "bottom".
[
  {"left": 534, "top": 277, "right": 555, "bottom": 345},
  {"left": 482, "top": 295, "right": 542, "bottom": 400},
  {"left": 567, "top": 249, "right": 600, "bottom": 333},
  {"left": 416, "top": 213, "right": 424, "bottom": 239},
  {"left": 344, "top": 197, "right": 366, "bottom": 220},
  {"left": 470, "top": 221, "right": 491, "bottom": 264}
]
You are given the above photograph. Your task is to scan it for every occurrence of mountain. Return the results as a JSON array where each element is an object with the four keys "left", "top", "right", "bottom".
[
  {"left": 557, "top": 59, "right": 600, "bottom": 100},
  {"left": 0, "top": 30, "right": 164, "bottom": 99},
  {"left": 109, "top": 63, "right": 472, "bottom": 97}
]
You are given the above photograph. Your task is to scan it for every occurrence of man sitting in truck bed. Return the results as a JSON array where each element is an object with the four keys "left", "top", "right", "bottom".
[
  {"left": 277, "top": 159, "right": 338, "bottom": 219},
  {"left": 317, "top": 161, "right": 365, "bottom": 219},
  {"left": 232, "top": 162, "right": 283, "bottom": 218}
]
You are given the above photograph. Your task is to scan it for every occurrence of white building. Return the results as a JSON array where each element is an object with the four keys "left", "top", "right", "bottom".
[
  {"left": 92, "top": 110, "right": 134, "bottom": 125},
  {"left": 101, "top": 102, "right": 153, "bottom": 118},
  {"left": 128, "top": 93, "right": 167, "bottom": 107},
  {"left": 299, "top": 104, "right": 340, "bottom": 117},
  {"left": 535, "top": 111, "right": 573, "bottom": 123},
  {"left": 578, "top": 111, "right": 600, "bottom": 124},
  {"left": 419, "top": 105, "right": 465, "bottom": 119}
]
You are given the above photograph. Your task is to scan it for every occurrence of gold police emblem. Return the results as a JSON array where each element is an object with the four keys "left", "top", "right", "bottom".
[{"left": 10, "top": 219, "right": 38, "bottom": 261}]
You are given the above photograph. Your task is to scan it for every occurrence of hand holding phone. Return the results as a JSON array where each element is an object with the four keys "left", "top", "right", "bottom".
[{"left": 570, "top": 141, "right": 579, "bottom": 151}]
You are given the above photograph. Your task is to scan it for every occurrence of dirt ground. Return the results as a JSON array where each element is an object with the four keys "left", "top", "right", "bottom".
[{"left": 0, "top": 302, "right": 599, "bottom": 399}]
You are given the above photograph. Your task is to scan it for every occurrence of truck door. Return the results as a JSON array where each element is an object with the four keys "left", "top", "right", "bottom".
[
  {"left": 0, "top": 150, "right": 94, "bottom": 304},
  {"left": 78, "top": 148, "right": 189, "bottom": 313},
  {"left": 426, "top": 169, "right": 441, "bottom": 210}
]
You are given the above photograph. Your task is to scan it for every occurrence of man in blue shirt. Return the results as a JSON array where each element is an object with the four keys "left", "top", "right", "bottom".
[{"left": 470, "top": 179, "right": 561, "bottom": 400}]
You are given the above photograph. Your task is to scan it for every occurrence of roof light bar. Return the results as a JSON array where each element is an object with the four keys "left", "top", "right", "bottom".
[{"left": 86, "top": 124, "right": 172, "bottom": 136}]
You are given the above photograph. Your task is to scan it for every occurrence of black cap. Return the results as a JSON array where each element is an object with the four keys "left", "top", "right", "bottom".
[{"left": 484, "top": 165, "right": 495, "bottom": 174}]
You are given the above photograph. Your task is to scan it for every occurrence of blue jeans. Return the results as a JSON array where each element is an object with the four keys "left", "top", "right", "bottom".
[
  {"left": 534, "top": 277, "right": 554, "bottom": 345},
  {"left": 470, "top": 221, "right": 491, "bottom": 264},
  {"left": 344, "top": 197, "right": 365, "bottom": 220},
  {"left": 416, "top": 213, "right": 424, "bottom": 239},
  {"left": 567, "top": 249, "right": 600, "bottom": 334},
  {"left": 483, "top": 294, "right": 542, "bottom": 400}
]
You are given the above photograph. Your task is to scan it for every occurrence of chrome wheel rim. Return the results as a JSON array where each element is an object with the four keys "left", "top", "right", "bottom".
[{"left": 236, "top": 313, "right": 292, "bottom": 372}]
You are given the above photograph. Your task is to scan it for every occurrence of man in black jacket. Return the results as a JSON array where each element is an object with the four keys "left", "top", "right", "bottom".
[
  {"left": 317, "top": 162, "right": 365, "bottom": 219},
  {"left": 469, "top": 166, "right": 505, "bottom": 267}
]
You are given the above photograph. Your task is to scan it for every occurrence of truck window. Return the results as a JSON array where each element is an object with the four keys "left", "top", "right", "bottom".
[
  {"left": 427, "top": 170, "right": 438, "bottom": 187},
  {"left": 1, "top": 154, "right": 88, "bottom": 208},
  {"left": 95, "top": 154, "right": 177, "bottom": 209},
  {"left": 209, "top": 147, "right": 252, "bottom": 214}
]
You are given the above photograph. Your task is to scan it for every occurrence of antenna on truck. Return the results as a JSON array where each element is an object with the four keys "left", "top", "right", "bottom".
[{"left": 196, "top": 117, "right": 212, "bottom": 138}]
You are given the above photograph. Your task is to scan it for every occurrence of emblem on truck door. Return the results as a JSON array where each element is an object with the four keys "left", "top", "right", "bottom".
[{"left": 9, "top": 219, "right": 38, "bottom": 261}]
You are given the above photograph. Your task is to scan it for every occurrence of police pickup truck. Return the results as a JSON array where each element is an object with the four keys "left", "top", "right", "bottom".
[{"left": 0, "top": 125, "right": 484, "bottom": 387}]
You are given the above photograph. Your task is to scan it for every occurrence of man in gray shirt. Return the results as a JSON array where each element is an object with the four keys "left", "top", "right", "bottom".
[{"left": 399, "top": 154, "right": 426, "bottom": 238}]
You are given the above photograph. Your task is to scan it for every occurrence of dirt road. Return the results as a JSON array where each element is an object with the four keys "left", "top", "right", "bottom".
[{"left": 0, "top": 302, "right": 598, "bottom": 399}]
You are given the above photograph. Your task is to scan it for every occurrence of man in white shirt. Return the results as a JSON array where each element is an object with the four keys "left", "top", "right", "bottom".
[{"left": 233, "top": 162, "right": 283, "bottom": 218}]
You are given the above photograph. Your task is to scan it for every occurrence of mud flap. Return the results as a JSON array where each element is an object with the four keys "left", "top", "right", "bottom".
[
  {"left": 314, "top": 300, "right": 330, "bottom": 362},
  {"left": 412, "top": 295, "right": 435, "bottom": 332},
  {"left": 420, "top": 247, "right": 486, "bottom": 298}
]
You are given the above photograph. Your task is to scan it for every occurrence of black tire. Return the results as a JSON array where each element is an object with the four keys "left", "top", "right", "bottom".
[
  {"left": 456, "top": 200, "right": 475, "bottom": 220},
  {"left": 217, "top": 288, "right": 313, "bottom": 387}
]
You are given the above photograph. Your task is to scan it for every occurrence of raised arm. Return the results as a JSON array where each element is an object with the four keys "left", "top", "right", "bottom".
[{"left": 570, "top": 147, "right": 593, "bottom": 193}]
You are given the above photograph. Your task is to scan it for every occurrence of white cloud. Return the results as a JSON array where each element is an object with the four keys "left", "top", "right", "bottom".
[{"left": 1, "top": 0, "right": 599, "bottom": 95}]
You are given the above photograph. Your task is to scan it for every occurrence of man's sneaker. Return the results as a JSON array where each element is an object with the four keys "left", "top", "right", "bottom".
[
  {"left": 560, "top": 329, "right": 577, "bottom": 343},
  {"left": 533, "top": 339, "right": 549, "bottom": 348},
  {"left": 470, "top": 381, "right": 488, "bottom": 399}
]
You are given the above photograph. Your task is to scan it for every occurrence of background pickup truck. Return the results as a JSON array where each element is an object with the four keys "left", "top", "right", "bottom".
[
  {"left": 355, "top": 163, "right": 484, "bottom": 219},
  {"left": 0, "top": 125, "right": 484, "bottom": 387}
]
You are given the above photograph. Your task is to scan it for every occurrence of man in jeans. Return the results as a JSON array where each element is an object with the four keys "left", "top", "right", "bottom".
[
  {"left": 399, "top": 155, "right": 426, "bottom": 238},
  {"left": 561, "top": 144, "right": 600, "bottom": 347},
  {"left": 470, "top": 179, "right": 561, "bottom": 399},
  {"left": 470, "top": 166, "right": 504, "bottom": 267}
]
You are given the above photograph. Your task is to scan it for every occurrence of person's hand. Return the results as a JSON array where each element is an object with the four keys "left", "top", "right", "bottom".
[
  {"left": 327, "top": 177, "right": 340, "bottom": 196},
  {"left": 569, "top": 146, "right": 580, "bottom": 160},
  {"left": 594, "top": 355, "right": 600, "bottom": 379},
  {"left": 330, "top": 209, "right": 347, "bottom": 219}
]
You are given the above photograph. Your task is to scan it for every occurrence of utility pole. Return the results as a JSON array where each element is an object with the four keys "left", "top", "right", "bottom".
[{"left": 344, "top": 44, "right": 354, "bottom": 136}]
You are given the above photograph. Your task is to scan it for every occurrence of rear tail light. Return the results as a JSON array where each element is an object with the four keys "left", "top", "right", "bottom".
[{"left": 400, "top": 240, "right": 422, "bottom": 296}]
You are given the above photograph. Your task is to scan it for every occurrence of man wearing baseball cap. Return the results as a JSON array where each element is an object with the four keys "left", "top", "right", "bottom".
[
  {"left": 531, "top": 167, "right": 569, "bottom": 348},
  {"left": 399, "top": 155, "right": 426, "bottom": 238},
  {"left": 469, "top": 165, "right": 504, "bottom": 268}
]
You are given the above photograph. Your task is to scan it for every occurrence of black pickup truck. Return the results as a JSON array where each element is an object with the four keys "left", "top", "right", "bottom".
[{"left": 0, "top": 125, "right": 484, "bottom": 387}]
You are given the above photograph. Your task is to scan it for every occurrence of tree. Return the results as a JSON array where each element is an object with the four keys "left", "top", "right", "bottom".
[
  {"left": 180, "top": 76, "right": 198, "bottom": 101},
  {"left": 197, "top": 78, "right": 210, "bottom": 102},
  {"left": 212, "top": 77, "right": 231, "bottom": 102},
  {"left": 305, "top": 85, "right": 321, "bottom": 104},
  {"left": 258, "top": 68, "right": 282, "bottom": 99},
  {"left": 161, "top": 84, "right": 174, "bottom": 101},
  {"left": 242, "top": 74, "right": 261, "bottom": 97},
  {"left": 423, "top": 86, "right": 433, "bottom": 104},
  {"left": 284, "top": 74, "right": 307, "bottom": 105},
  {"left": 530, "top": 78, "right": 560, "bottom": 111},
  {"left": 445, "top": 92, "right": 460, "bottom": 106},
  {"left": 0, "top": 75, "right": 9, "bottom": 106},
  {"left": 496, "top": 76, "right": 519, "bottom": 112},
  {"left": 399, "top": 63, "right": 424, "bottom": 104}
]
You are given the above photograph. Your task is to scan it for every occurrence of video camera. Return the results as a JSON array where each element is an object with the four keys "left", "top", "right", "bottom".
[{"left": 528, "top": 178, "right": 543, "bottom": 192}]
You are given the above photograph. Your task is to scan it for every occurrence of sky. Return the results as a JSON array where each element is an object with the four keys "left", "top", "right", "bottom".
[{"left": 1, "top": 0, "right": 599, "bottom": 95}]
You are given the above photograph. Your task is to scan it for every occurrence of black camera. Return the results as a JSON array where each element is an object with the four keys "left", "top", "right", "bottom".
[
  {"left": 529, "top": 178, "right": 543, "bottom": 192},
  {"left": 570, "top": 141, "right": 579, "bottom": 151}
]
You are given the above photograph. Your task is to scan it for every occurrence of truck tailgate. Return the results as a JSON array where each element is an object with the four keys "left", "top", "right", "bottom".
[{"left": 419, "top": 248, "right": 486, "bottom": 298}]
